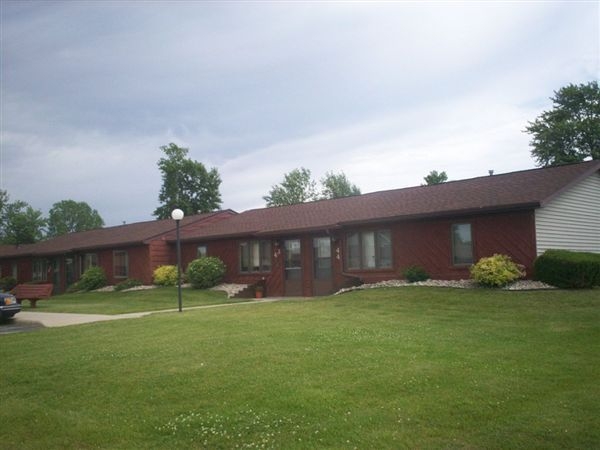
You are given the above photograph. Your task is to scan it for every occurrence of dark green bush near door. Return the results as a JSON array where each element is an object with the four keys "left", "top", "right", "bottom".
[
  {"left": 69, "top": 266, "right": 107, "bottom": 292},
  {"left": 186, "top": 256, "right": 226, "bottom": 289},
  {"left": 401, "top": 265, "right": 430, "bottom": 282},
  {"left": 534, "top": 249, "right": 600, "bottom": 288}
]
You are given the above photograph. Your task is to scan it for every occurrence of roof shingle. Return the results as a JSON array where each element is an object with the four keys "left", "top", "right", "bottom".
[{"left": 174, "top": 160, "right": 600, "bottom": 241}]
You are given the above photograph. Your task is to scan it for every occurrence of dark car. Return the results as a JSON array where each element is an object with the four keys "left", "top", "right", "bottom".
[{"left": 0, "top": 292, "right": 21, "bottom": 319}]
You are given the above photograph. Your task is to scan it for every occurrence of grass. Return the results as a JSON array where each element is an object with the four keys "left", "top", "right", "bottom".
[
  {"left": 17, "top": 286, "right": 244, "bottom": 314},
  {"left": 1, "top": 287, "right": 599, "bottom": 449}
]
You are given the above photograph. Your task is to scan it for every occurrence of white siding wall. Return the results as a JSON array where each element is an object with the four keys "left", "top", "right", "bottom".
[{"left": 535, "top": 172, "right": 600, "bottom": 255}]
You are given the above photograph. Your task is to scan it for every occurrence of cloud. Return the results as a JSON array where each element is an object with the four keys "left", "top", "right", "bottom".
[
  {"left": 1, "top": 1, "right": 597, "bottom": 226},
  {"left": 218, "top": 86, "right": 538, "bottom": 212}
]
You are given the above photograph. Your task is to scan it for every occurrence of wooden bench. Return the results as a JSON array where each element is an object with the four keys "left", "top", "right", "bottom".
[{"left": 11, "top": 283, "right": 54, "bottom": 308}]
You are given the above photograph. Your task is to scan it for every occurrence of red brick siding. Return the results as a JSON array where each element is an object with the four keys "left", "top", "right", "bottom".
[
  {"left": 339, "top": 210, "right": 536, "bottom": 282},
  {"left": 148, "top": 239, "right": 172, "bottom": 272}
]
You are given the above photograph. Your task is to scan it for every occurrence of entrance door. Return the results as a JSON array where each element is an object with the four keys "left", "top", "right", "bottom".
[
  {"left": 313, "top": 237, "right": 333, "bottom": 296},
  {"left": 284, "top": 239, "right": 302, "bottom": 296},
  {"left": 65, "top": 257, "right": 75, "bottom": 289},
  {"left": 52, "top": 258, "right": 61, "bottom": 294}
]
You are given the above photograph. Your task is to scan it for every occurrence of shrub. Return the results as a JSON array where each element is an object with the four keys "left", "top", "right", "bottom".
[
  {"left": 186, "top": 257, "right": 226, "bottom": 289},
  {"left": 77, "top": 266, "right": 108, "bottom": 291},
  {"left": 534, "top": 249, "right": 600, "bottom": 289},
  {"left": 470, "top": 254, "right": 525, "bottom": 288},
  {"left": 114, "top": 278, "right": 143, "bottom": 291},
  {"left": 0, "top": 276, "right": 17, "bottom": 292},
  {"left": 401, "top": 265, "right": 430, "bottom": 283},
  {"left": 153, "top": 265, "right": 179, "bottom": 286}
]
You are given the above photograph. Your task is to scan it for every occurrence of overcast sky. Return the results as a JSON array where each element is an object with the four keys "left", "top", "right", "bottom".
[{"left": 1, "top": 1, "right": 598, "bottom": 226}]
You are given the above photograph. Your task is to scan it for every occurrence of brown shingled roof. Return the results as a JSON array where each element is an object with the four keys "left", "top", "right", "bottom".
[
  {"left": 0, "top": 211, "right": 235, "bottom": 258},
  {"left": 2, "top": 162, "right": 597, "bottom": 255},
  {"left": 173, "top": 160, "right": 600, "bottom": 241}
]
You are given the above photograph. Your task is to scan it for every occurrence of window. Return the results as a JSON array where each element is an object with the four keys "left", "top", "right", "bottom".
[
  {"left": 11, "top": 263, "right": 18, "bottom": 279},
  {"left": 452, "top": 223, "right": 473, "bottom": 265},
  {"left": 80, "top": 253, "right": 98, "bottom": 275},
  {"left": 345, "top": 230, "right": 392, "bottom": 270},
  {"left": 197, "top": 245, "right": 207, "bottom": 258},
  {"left": 32, "top": 259, "right": 48, "bottom": 282},
  {"left": 113, "top": 250, "right": 129, "bottom": 278},
  {"left": 240, "top": 240, "right": 272, "bottom": 273}
]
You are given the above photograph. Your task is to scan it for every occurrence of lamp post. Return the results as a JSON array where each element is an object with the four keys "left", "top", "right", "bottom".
[{"left": 171, "top": 208, "right": 184, "bottom": 312}]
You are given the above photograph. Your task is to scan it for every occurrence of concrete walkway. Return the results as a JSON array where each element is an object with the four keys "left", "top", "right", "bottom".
[{"left": 13, "top": 297, "right": 286, "bottom": 329}]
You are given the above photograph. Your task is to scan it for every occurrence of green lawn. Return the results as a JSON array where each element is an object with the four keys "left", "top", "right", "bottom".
[
  {"left": 18, "top": 286, "right": 245, "bottom": 314},
  {"left": 2, "top": 287, "right": 599, "bottom": 449}
]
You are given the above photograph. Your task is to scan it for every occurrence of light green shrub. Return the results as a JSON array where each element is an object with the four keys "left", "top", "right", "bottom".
[
  {"left": 186, "top": 257, "right": 226, "bottom": 289},
  {"left": 470, "top": 254, "right": 525, "bottom": 288},
  {"left": 153, "top": 265, "right": 179, "bottom": 286}
]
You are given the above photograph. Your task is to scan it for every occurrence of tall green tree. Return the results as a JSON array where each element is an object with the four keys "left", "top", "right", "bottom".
[
  {"left": 153, "top": 143, "right": 222, "bottom": 219},
  {"left": 320, "top": 171, "right": 361, "bottom": 199},
  {"left": 1, "top": 199, "right": 46, "bottom": 245},
  {"left": 263, "top": 168, "right": 318, "bottom": 207},
  {"left": 264, "top": 168, "right": 362, "bottom": 206},
  {"left": 423, "top": 170, "right": 448, "bottom": 185},
  {"left": 525, "top": 81, "right": 600, "bottom": 167},
  {"left": 47, "top": 200, "right": 104, "bottom": 237}
]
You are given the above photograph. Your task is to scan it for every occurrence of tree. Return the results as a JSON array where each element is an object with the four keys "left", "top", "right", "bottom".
[
  {"left": 423, "top": 170, "right": 448, "bottom": 185},
  {"left": 47, "top": 200, "right": 104, "bottom": 237},
  {"left": 153, "top": 143, "right": 222, "bottom": 219},
  {"left": 0, "top": 190, "right": 8, "bottom": 214},
  {"left": 525, "top": 81, "right": 600, "bottom": 167},
  {"left": 320, "top": 171, "right": 361, "bottom": 199},
  {"left": 1, "top": 200, "right": 46, "bottom": 245},
  {"left": 263, "top": 168, "right": 318, "bottom": 207},
  {"left": 264, "top": 168, "right": 363, "bottom": 207}
]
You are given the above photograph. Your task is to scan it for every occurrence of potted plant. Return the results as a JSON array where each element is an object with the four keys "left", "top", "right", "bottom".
[{"left": 254, "top": 284, "right": 264, "bottom": 299}]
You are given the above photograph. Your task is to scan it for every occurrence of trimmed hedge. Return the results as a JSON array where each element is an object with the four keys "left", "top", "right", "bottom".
[{"left": 534, "top": 249, "right": 600, "bottom": 289}]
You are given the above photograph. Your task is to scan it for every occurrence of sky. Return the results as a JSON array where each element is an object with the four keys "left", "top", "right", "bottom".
[{"left": 1, "top": 1, "right": 598, "bottom": 227}]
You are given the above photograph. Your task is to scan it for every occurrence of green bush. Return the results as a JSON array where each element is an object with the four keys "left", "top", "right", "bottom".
[
  {"left": 0, "top": 276, "right": 17, "bottom": 292},
  {"left": 186, "top": 257, "right": 226, "bottom": 289},
  {"left": 77, "top": 266, "right": 108, "bottom": 291},
  {"left": 401, "top": 265, "right": 430, "bottom": 283},
  {"left": 470, "top": 254, "right": 525, "bottom": 288},
  {"left": 153, "top": 265, "right": 179, "bottom": 286},
  {"left": 534, "top": 249, "right": 600, "bottom": 289},
  {"left": 114, "top": 278, "right": 143, "bottom": 291}
]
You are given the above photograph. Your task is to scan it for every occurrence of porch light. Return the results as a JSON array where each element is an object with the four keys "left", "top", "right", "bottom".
[{"left": 171, "top": 208, "right": 184, "bottom": 312}]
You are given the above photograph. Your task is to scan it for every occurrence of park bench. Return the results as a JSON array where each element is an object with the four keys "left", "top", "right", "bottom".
[{"left": 10, "top": 283, "right": 54, "bottom": 308}]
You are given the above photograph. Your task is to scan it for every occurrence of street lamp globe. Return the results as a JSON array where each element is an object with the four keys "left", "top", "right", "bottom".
[{"left": 171, "top": 208, "right": 184, "bottom": 221}]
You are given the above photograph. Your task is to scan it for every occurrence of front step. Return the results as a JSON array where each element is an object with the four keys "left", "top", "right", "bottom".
[{"left": 211, "top": 284, "right": 250, "bottom": 298}]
